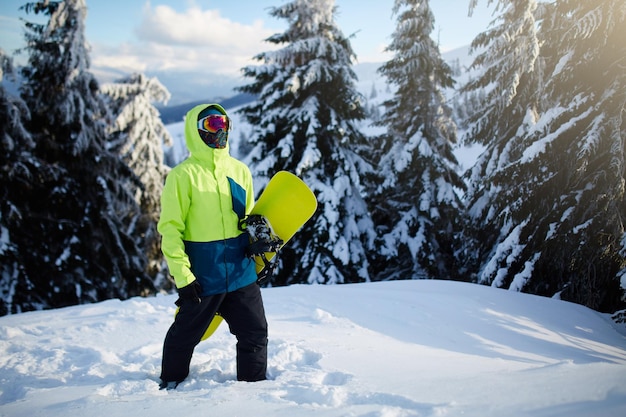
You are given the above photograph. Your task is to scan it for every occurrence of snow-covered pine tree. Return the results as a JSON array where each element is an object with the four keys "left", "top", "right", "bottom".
[
  {"left": 461, "top": 0, "right": 543, "bottom": 284},
  {"left": 16, "top": 0, "right": 155, "bottom": 312},
  {"left": 0, "top": 51, "right": 25, "bottom": 315},
  {"left": 463, "top": 0, "right": 626, "bottom": 312},
  {"left": 370, "top": 0, "right": 465, "bottom": 281},
  {"left": 236, "top": 0, "right": 375, "bottom": 286},
  {"left": 101, "top": 73, "right": 173, "bottom": 288},
  {"left": 0, "top": 50, "right": 64, "bottom": 314},
  {"left": 526, "top": 0, "right": 626, "bottom": 311}
]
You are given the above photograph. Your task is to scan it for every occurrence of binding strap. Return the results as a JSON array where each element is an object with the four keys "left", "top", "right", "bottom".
[{"left": 239, "top": 214, "right": 284, "bottom": 284}]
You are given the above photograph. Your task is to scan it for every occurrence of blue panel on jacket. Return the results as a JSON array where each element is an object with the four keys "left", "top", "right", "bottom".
[
  {"left": 228, "top": 177, "right": 247, "bottom": 220},
  {"left": 184, "top": 234, "right": 257, "bottom": 295}
]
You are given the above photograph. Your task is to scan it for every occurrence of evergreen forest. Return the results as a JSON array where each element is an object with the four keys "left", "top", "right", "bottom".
[{"left": 1, "top": 0, "right": 624, "bottom": 319}]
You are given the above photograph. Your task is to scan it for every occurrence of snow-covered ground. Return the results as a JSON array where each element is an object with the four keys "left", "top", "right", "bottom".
[{"left": 1, "top": 280, "right": 625, "bottom": 417}]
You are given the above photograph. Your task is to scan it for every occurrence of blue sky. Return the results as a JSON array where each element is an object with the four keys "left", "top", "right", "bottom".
[{"left": 0, "top": 0, "right": 494, "bottom": 103}]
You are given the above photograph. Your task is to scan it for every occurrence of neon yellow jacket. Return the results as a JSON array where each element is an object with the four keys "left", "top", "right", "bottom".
[{"left": 158, "top": 104, "right": 257, "bottom": 295}]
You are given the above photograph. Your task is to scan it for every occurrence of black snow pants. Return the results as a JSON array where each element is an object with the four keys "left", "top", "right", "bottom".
[{"left": 160, "top": 282, "right": 268, "bottom": 383}]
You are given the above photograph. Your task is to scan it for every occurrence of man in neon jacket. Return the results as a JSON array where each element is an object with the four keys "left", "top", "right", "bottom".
[{"left": 158, "top": 103, "right": 267, "bottom": 389}]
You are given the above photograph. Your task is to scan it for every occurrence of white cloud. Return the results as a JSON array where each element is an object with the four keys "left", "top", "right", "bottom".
[
  {"left": 91, "top": 43, "right": 149, "bottom": 73},
  {"left": 136, "top": 4, "right": 267, "bottom": 48},
  {"left": 91, "top": 4, "right": 279, "bottom": 80}
]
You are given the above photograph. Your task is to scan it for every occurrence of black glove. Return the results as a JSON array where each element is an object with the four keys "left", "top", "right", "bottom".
[
  {"left": 246, "top": 238, "right": 283, "bottom": 258},
  {"left": 175, "top": 280, "right": 202, "bottom": 306}
]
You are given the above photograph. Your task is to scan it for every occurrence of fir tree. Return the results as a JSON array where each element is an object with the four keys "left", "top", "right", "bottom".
[
  {"left": 13, "top": 0, "right": 155, "bottom": 313},
  {"left": 101, "top": 73, "right": 173, "bottom": 289},
  {"left": 0, "top": 49, "right": 64, "bottom": 314},
  {"left": 463, "top": 0, "right": 626, "bottom": 312},
  {"left": 529, "top": 0, "right": 626, "bottom": 311},
  {"left": 237, "top": 0, "right": 375, "bottom": 286},
  {"left": 371, "top": 0, "right": 465, "bottom": 281},
  {"left": 462, "top": 0, "right": 543, "bottom": 284}
]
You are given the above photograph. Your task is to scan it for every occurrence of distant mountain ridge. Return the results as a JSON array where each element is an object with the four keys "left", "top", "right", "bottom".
[
  {"left": 156, "top": 93, "right": 257, "bottom": 124},
  {"left": 155, "top": 47, "right": 473, "bottom": 125}
]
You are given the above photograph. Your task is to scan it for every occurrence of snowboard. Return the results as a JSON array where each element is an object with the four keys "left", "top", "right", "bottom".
[
  {"left": 249, "top": 170, "right": 318, "bottom": 272},
  {"left": 181, "top": 171, "right": 318, "bottom": 341}
]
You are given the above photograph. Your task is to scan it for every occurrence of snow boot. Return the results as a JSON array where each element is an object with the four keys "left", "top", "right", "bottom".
[{"left": 159, "top": 380, "right": 180, "bottom": 390}]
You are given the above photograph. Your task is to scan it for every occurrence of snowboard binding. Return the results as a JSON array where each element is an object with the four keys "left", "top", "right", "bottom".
[{"left": 239, "top": 214, "right": 284, "bottom": 285}]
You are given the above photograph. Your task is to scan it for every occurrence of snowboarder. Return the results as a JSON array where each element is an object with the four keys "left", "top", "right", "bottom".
[{"left": 157, "top": 103, "right": 268, "bottom": 389}]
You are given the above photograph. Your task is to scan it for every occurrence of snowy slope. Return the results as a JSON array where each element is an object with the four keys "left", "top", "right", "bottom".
[{"left": 1, "top": 280, "right": 625, "bottom": 417}]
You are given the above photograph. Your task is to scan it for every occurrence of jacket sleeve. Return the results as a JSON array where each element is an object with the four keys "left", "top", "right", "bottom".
[{"left": 157, "top": 170, "right": 196, "bottom": 289}]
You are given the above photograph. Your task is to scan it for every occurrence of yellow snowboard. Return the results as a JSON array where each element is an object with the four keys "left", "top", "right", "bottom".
[
  {"left": 182, "top": 171, "right": 317, "bottom": 341},
  {"left": 249, "top": 171, "right": 318, "bottom": 272}
]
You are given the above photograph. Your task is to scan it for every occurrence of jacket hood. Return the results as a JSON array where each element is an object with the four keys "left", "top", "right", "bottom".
[{"left": 184, "top": 103, "right": 230, "bottom": 163}]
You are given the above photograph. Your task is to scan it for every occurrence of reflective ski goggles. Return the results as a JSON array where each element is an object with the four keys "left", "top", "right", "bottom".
[{"left": 197, "top": 114, "right": 230, "bottom": 133}]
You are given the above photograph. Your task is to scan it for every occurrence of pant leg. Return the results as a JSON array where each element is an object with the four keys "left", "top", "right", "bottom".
[
  {"left": 160, "top": 294, "right": 224, "bottom": 382},
  {"left": 219, "top": 283, "right": 268, "bottom": 382}
]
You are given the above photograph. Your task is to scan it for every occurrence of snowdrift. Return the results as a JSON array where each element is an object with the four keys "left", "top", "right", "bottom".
[{"left": 1, "top": 280, "right": 625, "bottom": 417}]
